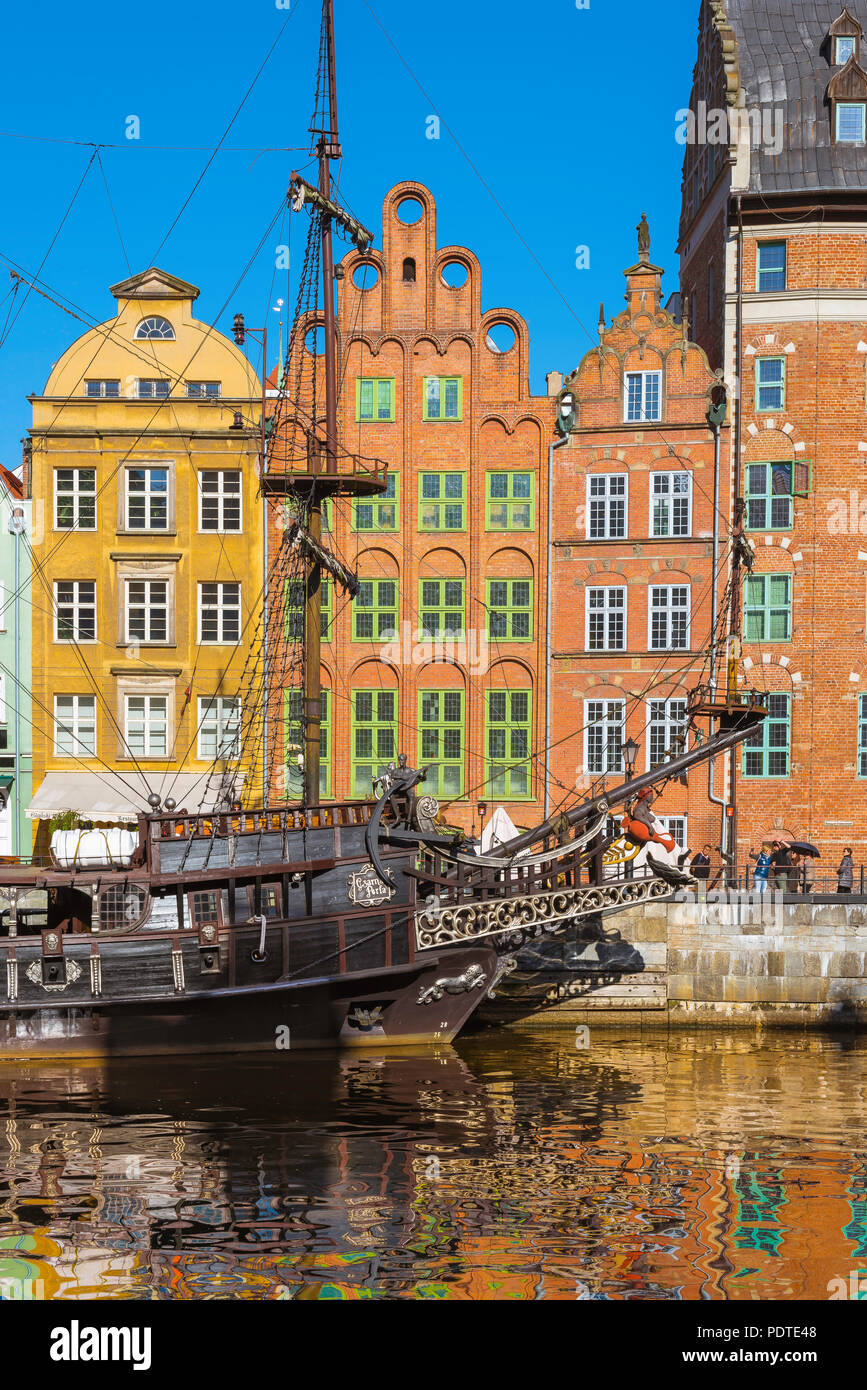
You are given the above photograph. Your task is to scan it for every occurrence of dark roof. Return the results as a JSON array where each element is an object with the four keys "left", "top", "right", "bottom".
[{"left": 726, "top": 0, "right": 867, "bottom": 193}]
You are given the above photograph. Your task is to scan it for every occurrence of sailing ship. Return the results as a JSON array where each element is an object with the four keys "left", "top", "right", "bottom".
[{"left": 0, "top": 0, "right": 768, "bottom": 1057}]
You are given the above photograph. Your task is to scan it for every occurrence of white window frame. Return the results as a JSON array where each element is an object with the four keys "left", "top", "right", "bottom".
[
  {"left": 657, "top": 815, "right": 688, "bottom": 850},
  {"left": 54, "top": 468, "right": 97, "bottom": 531},
  {"left": 125, "top": 579, "right": 169, "bottom": 645},
  {"left": 0, "top": 672, "right": 5, "bottom": 723},
  {"left": 125, "top": 466, "right": 170, "bottom": 531},
  {"left": 646, "top": 697, "right": 689, "bottom": 770},
  {"left": 54, "top": 581, "right": 96, "bottom": 643},
  {"left": 650, "top": 471, "right": 692, "bottom": 538},
  {"left": 585, "top": 585, "right": 626, "bottom": 652},
  {"left": 584, "top": 699, "right": 624, "bottom": 776},
  {"left": 53, "top": 695, "right": 97, "bottom": 757},
  {"left": 84, "top": 380, "right": 120, "bottom": 398},
  {"left": 199, "top": 470, "right": 242, "bottom": 533},
  {"left": 836, "top": 36, "right": 856, "bottom": 64},
  {"left": 624, "top": 370, "right": 662, "bottom": 423},
  {"left": 197, "top": 696, "right": 241, "bottom": 760},
  {"left": 186, "top": 381, "right": 222, "bottom": 399},
  {"left": 586, "top": 474, "right": 628, "bottom": 540},
  {"left": 648, "top": 585, "right": 691, "bottom": 651},
  {"left": 124, "top": 694, "right": 169, "bottom": 758},
  {"left": 136, "top": 379, "right": 171, "bottom": 399},
  {"left": 198, "top": 582, "right": 241, "bottom": 645}
]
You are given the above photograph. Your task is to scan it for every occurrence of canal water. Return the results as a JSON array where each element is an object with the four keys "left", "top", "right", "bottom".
[{"left": 0, "top": 1030, "right": 864, "bottom": 1300}]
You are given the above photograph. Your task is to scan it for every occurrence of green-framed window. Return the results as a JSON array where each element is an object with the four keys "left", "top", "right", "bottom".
[
  {"left": 353, "top": 579, "right": 398, "bottom": 641},
  {"left": 423, "top": 376, "right": 463, "bottom": 421},
  {"left": 755, "top": 356, "right": 786, "bottom": 412},
  {"left": 356, "top": 377, "right": 396, "bottom": 422},
  {"left": 744, "top": 461, "right": 811, "bottom": 531},
  {"left": 284, "top": 689, "right": 331, "bottom": 798},
  {"left": 485, "top": 690, "right": 532, "bottom": 800},
  {"left": 485, "top": 471, "right": 535, "bottom": 530},
  {"left": 742, "top": 693, "right": 790, "bottom": 778},
  {"left": 285, "top": 577, "right": 331, "bottom": 641},
  {"left": 487, "top": 579, "right": 533, "bottom": 641},
  {"left": 351, "top": 689, "right": 397, "bottom": 796},
  {"left": 418, "top": 472, "right": 466, "bottom": 530},
  {"left": 352, "top": 472, "right": 399, "bottom": 531},
  {"left": 858, "top": 694, "right": 867, "bottom": 778},
  {"left": 744, "top": 573, "right": 792, "bottom": 642},
  {"left": 419, "top": 579, "right": 465, "bottom": 638},
  {"left": 418, "top": 690, "right": 464, "bottom": 798},
  {"left": 285, "top": 497, "right": 330, "bottom": 532},
  {"left": 757, "top": 241, "right": 787, "bottom": 293}
]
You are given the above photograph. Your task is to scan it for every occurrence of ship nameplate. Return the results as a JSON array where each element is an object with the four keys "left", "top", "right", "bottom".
[{"left": 348, "top": 864, "right": 395, "bottom": 908}]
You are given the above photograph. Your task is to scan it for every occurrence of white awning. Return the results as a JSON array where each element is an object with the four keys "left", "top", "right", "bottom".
[{"left": 27, "top": 771, "right": 239, "bottom": 823}]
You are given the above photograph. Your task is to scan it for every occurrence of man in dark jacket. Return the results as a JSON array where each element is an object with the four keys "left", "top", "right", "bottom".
[
  {"left": 770, "top": 841, "right": 790, "bottom": 892},
  {"left": 691, "top": 844, "right": 711, "bottom": 880}
]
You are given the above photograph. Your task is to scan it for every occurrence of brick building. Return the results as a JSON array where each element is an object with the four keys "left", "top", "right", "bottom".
[
  {"left": 548, "top": 231, "right": 727, "bottom": 855},
  {"left": 680, "top": 1, "right": 867, "bottom": 871},
  {"left": 267, "top": 182, "right": 552, "bottom": 834}
]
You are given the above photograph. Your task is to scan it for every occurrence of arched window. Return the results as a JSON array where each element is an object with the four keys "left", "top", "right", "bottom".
[
  {"left": 402, "top": 257, "right": 416, "bottom": 283},
  {"left": 134, "top": 316, "right": 175, "bottom": 341}
]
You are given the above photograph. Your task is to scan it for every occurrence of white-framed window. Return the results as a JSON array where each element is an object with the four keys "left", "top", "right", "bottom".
[
  {"left": 54, "top": 695, "right": 97, "bottom": 757},
  {"left": 199, "top": 583, "right": 241, "bottom": 644},
  {"left": 55, "top": 468, "right": 97, "bottom": 530},
  {"left": 85, "top": 380, "right": 120, "bottom": 398},
  {"left": 837, "top": 101, "right": 866, "bottom": 142},
  {"left": 125, "top": 695, "right": 168, "bottom": 757},
  {"left": 54, "top": 581, "right": 96, "bottom": 642},
  {"left": 125, "top": 580, "right": 169, "bottom": 644},
  {"left": 135, "top": 316, "right": 175, "bottom": 341},
  {"left": 649, "top": 585, "right": 690, "bottom": 651},
  {"left": 647, "top": 698, "right": 689, "bottom": 768},
  {"left": 197, "top": 696, "right": 241, "bottom": 760},
  {"left": 657, "top": 815, "right": 688, "bottom": 850},
  {"left": 587, "top": 474, "right": 627, "bottom": 539},
  {"left": 624, "top": 370, "right": 662, "bottom": 422},
  {"left": 199, "top": 471, "right": 242, "bottom": 532},
  {"left": 186, "top": 381, "right": 221, "bottom": 398},
  {"left": 0, "top": 672, "right": 5, "bottom": 722},
  {"left": 585, "top": 699, "right": 624, "bottom": 775},
  {"left": 125, "top": 467, "right": 169, "bottom": 530},
  {"left": 137, "top": 379, "right": 171, "bottom": 399},
  {"left": 586, "top": 586, "right": 626, "bottom": 651},
  {"left": 836, "top": 35, "right": 856, "bottom": 64},
  {"left": 651, "top": 471, "right": 691, "bottom": 537}
]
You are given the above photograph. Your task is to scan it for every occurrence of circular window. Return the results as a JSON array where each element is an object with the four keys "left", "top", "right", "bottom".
[
  {"left": 304, "top": 325, "right": 325, "bottom": 356},
  {"left": 396, "top": 197, "right": 424, "bottom": 225},
  {"left": 485, "top": 321, "right": 516, "bottom": 354},
  {"left": 99, "top": 884, "right": 150, "bottom": 933},
  {"left": 440, "top": 261, "right": 468, "bottom": 289},
  {"left": 134, "top": 316, "right": 175, "bottom": 341},
  {"left": 352, "top": 261, "right": 380, "bottom": 290}
]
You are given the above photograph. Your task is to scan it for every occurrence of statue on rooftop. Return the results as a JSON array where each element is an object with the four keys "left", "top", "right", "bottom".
[{"left": 637, "top": 213, "right": 651, "bottom": 260}]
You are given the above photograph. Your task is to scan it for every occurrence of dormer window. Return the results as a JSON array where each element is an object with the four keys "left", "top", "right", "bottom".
[
  {"left": 828, "top": 13, "right": 867, "bottom": 144},
  {"left": 836, "top": 35, "right": 856, "bottom": 63},
  {"left": 838, "top": 101, "right": 867, "bottom": 140},
  {"left": 134, "top": 316, "right": 175, "bottom": 341}
]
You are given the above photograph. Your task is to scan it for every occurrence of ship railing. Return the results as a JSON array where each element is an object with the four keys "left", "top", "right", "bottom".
[
  {"left": 148, "top": 799, "right": 376, "bottom": 842},
  {"left": 414, "top": 840, "right": 595, "bottom": 902}
]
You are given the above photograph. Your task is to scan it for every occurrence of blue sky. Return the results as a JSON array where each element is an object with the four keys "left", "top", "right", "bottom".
[{"left": 0, "top": 0, "right": 698, "bottom": 468}]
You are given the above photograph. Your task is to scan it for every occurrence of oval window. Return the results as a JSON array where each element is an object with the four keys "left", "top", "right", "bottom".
[
  {"left": 396, "top": 197, "right": 424, "bottom": 225},
  {"left": 486, "top": 322, "right": 517, "bottom": 354},
  {"left": 352, "top": 262, "right": 380, "bottom": 290},
  {"left": 440, "top": 261, "right": 468, "bottom": 289}
]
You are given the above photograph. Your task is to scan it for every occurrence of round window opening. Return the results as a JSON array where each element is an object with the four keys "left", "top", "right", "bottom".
[
  {"left": 304, "top": 325, "right": 325, "bottom": 356},
  {"left": 486, "top": 322, "right": 517, "bottom": 354},
  {"left": 352, "top": 262, "right": 380, "bottom": 290},
  {"left": 440, "top": 261, "right": 468, "bottom": 289},
  {"left": 396, "top": 197, "right": 424, "bottom": 225}
]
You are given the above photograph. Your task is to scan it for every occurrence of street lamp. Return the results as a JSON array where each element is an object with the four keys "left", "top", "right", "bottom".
[{"left": 624, "top": 737, "right": 640, "bottom": 782}]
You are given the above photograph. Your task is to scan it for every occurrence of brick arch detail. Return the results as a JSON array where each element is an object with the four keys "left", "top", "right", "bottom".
[
  {"left": 742, "top": 420, "right": 806, "bottom": 455},
  {"left": 739, "top": 654, "right": 802, "bottom": 688},
  {"left": 746, "top": 535, "right": 802, "bottom": 573}
]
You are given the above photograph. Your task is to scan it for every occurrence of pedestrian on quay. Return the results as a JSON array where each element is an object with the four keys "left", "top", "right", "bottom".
[
  {"left": 800, "top": 852, "right": 815, "bottom": 895},
  {"left": 749, "top": 842, "right": 772, "bottom": 894},
  {"left": 691, "top": 844, "right": 711, "bottom": 881},
  {"left": 787, "top": 852, "right": 801, "bottom": 894},
  {"left": 836, "top": 847, "right": 855, "bottom": 895},
  {"left": 770, "top": 840, "right": 790, "bottom": 892}
]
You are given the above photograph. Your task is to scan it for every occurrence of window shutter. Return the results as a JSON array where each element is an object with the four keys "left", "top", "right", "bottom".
[{"left": 792, "top": 461, "right": 810, "bottom": 497}]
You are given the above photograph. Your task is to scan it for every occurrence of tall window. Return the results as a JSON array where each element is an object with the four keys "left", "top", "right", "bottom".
[
  {"left": 125, "top": 695, "right": 168, "bottom": 757},
  {"left": 54, "top": 695, "right": 96, "bottom": 756},
  {"left": 647, "top": 698, "right": 688, "bottom": 768},
  {"left": 418, "top": 473, "right": 465, "bottom": 530},
  {"left": 55, "top": 581, "right": 96, "bottom": 642},
  {"left": 836, "top": 35, "right": 856, "bottom": 63},
  {"left": 757, "top": 242, "right": 787, "bottom": 292},
  {"left": 135, "top": 316, "right": 175, "bottom": 340},
  {"left": 487, "top": 579, "right": 532, "bottom": 641},
  {"left": 186, "top": 381, "right": 221, "bottom": 398},
  {"left": 353, "top": 473, "right": 399, "bottom": 531},
  {"left": 587, "top": 474, "right": 627, "bottom": 539},
  {"left": 356, "top": 378, "right": 395, "bottom": 422},
  {"left": 744, "top": 574, "right": 792, "bottom": 642},
  {"left": 586, "top": 586, "right": 626, "bottom": 651},
  {"left": 423, "top": 376, "right": 462, "bottom": 421},
  {"left": 197, "top": 696, "right": 240, "bottom": 760},
  {"left": 126, "top": 579, "right": 169, "bottom": 643},
  {"left": 837, "top": 102, "right": 866, "bottom": 142},
  {"left": 755, "top": 357, "right": 786, "bottom": 412},
  {"left": 85, "top": 380, "right": 120, "bottom": 398},
  {"left": 126, "top": 467, "right": 169, "bottom": 530},
  {"left": 859, "top": 694, "right": 867, "bottom": 778},
  {"left": 136, "top": 379, "right": 171, "bottom": 399},
  {"left": 419, "top": 580, "right": 465, "bottom": 638},
  {"left": 625, "top": 370, "right": 662, "bottom": 422},
  {"left": 353, "top": 579, "right": 397, "bottom": 641},
  {"left": 745, "top": 462, "right": 794, "bottom": 531},
  {"left": 199, "top": 472, "right": 241, "bottom": 532},
  {"left": 585, "top": 699, "right": 624, "bottom": 775},
  {"left": 485, "top": 691, "right": 532, "bottom": 799},
  {"left": 199, "top": 582, "right": 241, "bottom": 643},
  {"left": 651, "top": 471, "right": 691, "bottom": 537},
  {"left": 649, "top": 585, "right": 690, "bottom": 651},
  {"left": 419, "top": 690, "right": 464, "bottom": 798},
  {"left": 743, "top": 693, "right": 790, "bottom": 778},
  {"left": 285, "top": 578, "right": 331, "bottom": 641},
  {"left": 55, "top": 469, "right": 96, "bottom": 530},
  {"left": 485, "top": 471, "right": 534, "bottom": 530},
  {"left": 351, "top": 690, "right": 397, "bottom": 796},
  {"left": 284, "top": 690, "right": 331, "bottom": 798}
]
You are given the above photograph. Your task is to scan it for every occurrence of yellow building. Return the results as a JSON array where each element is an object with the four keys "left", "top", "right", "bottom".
[{"left": 27, "top": 267, "right": 263, "bottom": 847}]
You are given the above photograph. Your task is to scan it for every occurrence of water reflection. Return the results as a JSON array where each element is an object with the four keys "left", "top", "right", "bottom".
[{"left": 0, "top": 1031, "right": 865, "bottom": 1300}]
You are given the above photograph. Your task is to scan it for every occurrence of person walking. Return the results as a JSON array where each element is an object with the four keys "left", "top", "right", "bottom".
[
  {"left": 770, "top": 840, "right": 790, "bottom": 892},
  {"left": 836, "top": 847, "right": 854, "bottom": 895},
  {"left": 787, "top": 853, "right": 801, "bottom": 894},
  {"left": 749, "top": 843, "right": 772, "bottom": 894},
  {"left": 800, "top": 852, "right": 815, "bottom": 895}
]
